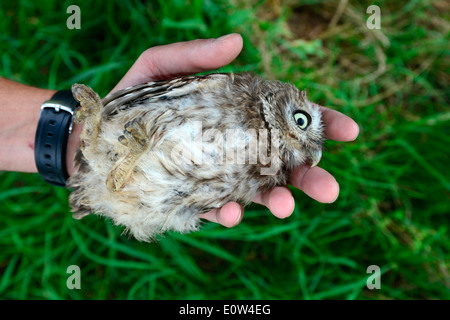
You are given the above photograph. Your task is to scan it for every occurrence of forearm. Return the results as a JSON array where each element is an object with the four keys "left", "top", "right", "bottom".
[
  {"left": 0, "top": 78, "right": 82, "bottom": 175},
  {"left": 0, "top": 78, "right": 56, "bottom": 172}
]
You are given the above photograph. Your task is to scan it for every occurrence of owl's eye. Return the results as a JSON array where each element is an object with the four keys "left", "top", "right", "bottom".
[{"left": 293, "top": 111, "right": 311, "bottom": 130}]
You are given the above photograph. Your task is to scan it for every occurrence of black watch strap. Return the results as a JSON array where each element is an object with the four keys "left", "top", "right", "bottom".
[{"left": 35, "top": 90, "right": 79, "bottom": 187}]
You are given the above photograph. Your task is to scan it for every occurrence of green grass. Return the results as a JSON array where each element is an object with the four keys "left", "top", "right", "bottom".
[{"left": 0, "top": 0, "right": 449, "bottom": 299}]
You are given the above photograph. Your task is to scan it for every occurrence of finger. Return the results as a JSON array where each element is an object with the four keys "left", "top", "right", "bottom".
[
  {"left": 317, "top": 104, "right": 359, "bottom": 142},
  {"left": 290, "top": 165, "right": 339, "bottom": 203},
  {"left": 112, "top": 33, "right": 243, "bottom": 92},
  {"left": 200, "top": 201, "right": 243, "bottom": 228},
  {"left": 253, "top": 186, "right": 295, "bottom": 219}
]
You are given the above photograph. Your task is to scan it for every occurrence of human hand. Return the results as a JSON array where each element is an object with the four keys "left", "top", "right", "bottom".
[{"left": 66, "top": 33, "right": 359, "bottom": 228}]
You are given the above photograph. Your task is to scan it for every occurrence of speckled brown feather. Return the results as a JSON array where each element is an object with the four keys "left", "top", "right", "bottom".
[{"left": 67, "top": 73, "right": 323, "bottom": 241}]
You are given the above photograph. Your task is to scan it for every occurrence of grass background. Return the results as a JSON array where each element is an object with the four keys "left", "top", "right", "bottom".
[{"left": 0, "top": 0, "right": 449, "bottom": 299}]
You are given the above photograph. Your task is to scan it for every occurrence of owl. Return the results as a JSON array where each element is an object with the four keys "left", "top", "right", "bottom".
[{"left": 67, "top": 73, "right": 324, "bottom": 241}]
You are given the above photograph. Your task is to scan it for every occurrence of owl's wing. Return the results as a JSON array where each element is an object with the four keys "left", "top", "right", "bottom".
[{"left": 101, "top": 73, "right": 229, "bottom": 119}]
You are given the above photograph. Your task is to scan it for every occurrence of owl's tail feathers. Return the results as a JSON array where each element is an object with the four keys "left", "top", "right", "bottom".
[
  {"left": 67, "top": 175, "right": 92, "bottom": 220},
  {"left": 68, "top": 181, "right": 92, "bottom": 220},
  {"left": 67, "top": 183, "right": 92, "bottom": 220},
  {"left": 66, "top": 150, "right": 93, "bottom": 220},
  {"left": 71, "top": 206, "right": 91, "bottom": 220}
]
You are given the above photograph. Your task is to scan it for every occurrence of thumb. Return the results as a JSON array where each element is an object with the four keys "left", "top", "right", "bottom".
[{"left": 112, "top": 33, "right": 243, "bottom": 92}]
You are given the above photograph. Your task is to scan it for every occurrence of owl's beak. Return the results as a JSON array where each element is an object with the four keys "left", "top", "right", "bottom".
[{"left": 308, "top": 149, "right": 322, "bottom": 168}]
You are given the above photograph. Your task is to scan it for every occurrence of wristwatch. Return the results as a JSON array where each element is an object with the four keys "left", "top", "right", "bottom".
[{"left": 35, "top": 90, "right": 79, "bottom": 187}]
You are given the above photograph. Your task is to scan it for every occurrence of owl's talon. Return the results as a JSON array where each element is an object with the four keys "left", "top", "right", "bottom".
[
  {"left": 120, "top": 118, "right": 148, "bottom": 151},
  {"left": 118, "top": 135, "right": 128, "bottom": 146}
]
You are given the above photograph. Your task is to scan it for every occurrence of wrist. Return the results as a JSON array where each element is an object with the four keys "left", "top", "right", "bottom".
[{"left": 35, "top": 90, "right": 81, "bottom": 185}]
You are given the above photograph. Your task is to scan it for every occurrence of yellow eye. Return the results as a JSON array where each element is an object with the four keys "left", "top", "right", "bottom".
[{"left": 293, "top": 111, "right": 310, "bottom": 130}]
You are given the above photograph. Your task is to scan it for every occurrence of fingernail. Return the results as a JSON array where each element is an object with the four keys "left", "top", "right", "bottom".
[
  {"left": 232, "top": 206, "right": 242, "bottom": 226},
  {"left": 288, "top": 198, "right": 295, "bottom": 217}
]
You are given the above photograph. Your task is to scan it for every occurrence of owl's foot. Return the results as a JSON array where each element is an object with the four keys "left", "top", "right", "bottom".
[
  {"left": 118, "top": 118, "right": 149, "bottom": 151},
  {"left": 71, "top": 84, "right": 102, "bottom": 149},
  {"left": 106, "top": 117, "right": 149, "bottom": 192}
]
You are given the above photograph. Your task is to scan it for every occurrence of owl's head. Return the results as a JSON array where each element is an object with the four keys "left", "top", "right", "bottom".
[{"left": 260, "top": 81, "right": 324, "bottom": 169}]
